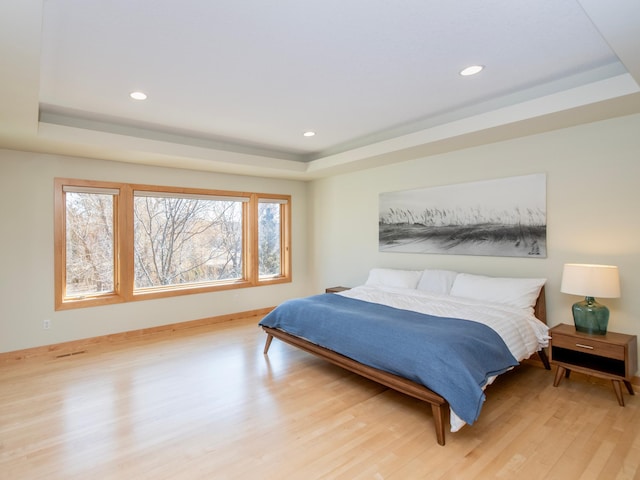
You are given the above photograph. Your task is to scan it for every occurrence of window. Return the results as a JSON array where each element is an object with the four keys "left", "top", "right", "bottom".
[
  {"left": 133, "top": 191, "right": 246, "bottom": 289},
  {"left": 258, "top": 199, "right": 284, "bottom": 279},
  {"left": 54, "top": 179, "right": 291, "bottom": 310},
  {"left": 62, "top": 186, "right": 118, "bottom": 298}
]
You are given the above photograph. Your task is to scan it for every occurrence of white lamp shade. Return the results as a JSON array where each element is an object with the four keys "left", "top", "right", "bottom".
[{"left": 560, "top": 263, "right": 621, "bottom": 298}]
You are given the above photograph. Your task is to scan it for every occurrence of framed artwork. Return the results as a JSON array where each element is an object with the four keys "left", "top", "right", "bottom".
[{"left": 379, "top": 173, "right": 546, "bottom": 257}]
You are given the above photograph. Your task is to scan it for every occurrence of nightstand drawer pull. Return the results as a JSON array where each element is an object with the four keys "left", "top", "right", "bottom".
[{"left": 575, "top": 343, "right": 594, "bottom": 350}]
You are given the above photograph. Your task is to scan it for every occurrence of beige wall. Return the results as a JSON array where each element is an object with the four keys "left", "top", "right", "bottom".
[
  {"left": 309, "top": 113, "right": 640, "bottom": 372},
  {"left": 2, "top": 113, "right": 640, "bottom": 367},
  {"left": 0, "top": 150, "right": 312, "bottom": 353}
]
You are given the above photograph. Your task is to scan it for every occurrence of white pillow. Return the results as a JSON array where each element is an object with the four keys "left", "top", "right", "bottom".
[
  {"left": 416, "top": 269, "right": 458, "bottom": 295},
  {"left": 450, "top": 273, "right": 546, "bottom": 313},
  {"left": 365, "top": 268, "right": 422, "bottom": 289}
]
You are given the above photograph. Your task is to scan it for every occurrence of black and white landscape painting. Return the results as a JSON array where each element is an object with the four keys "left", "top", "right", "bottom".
[{"left": 379, "top": 173, "right": 546, "bottom": 257}]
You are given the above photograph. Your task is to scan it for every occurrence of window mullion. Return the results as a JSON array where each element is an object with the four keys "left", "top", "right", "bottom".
[
  {"left": 246, "top": 194, "right": 259, "bottom": 285},
  {"left": 118, "top": 185, "right": 134, "bottom": 301}
]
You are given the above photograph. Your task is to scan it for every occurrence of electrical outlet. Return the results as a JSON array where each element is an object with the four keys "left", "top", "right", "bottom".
[{"left": 43, "top": 319, "right": 51, "bottom": 329}]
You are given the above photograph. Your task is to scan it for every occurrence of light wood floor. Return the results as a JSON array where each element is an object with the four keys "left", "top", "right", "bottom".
[{"left": 1, "top": 316, "right": 639, "bottom": 480}]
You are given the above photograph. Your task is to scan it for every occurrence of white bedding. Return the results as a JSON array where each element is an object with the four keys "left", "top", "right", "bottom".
[{"left": 336, "top": 285, "right": 550, "bottom": 431}]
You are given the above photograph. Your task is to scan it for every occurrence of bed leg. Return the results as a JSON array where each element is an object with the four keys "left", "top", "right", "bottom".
[
  {"left": 263, "top": 334, "right": 274, "bottom": 354},
  {"left": 431, "top": 404, "right": 447, "bottom": 446},
  {"left": 538, "top": 348, "right": 551, "bottom": 370}
]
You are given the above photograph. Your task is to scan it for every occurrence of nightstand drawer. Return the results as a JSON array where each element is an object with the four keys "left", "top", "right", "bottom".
[{"left": 551, "top": 333, "right": 625, "bottom": 360}]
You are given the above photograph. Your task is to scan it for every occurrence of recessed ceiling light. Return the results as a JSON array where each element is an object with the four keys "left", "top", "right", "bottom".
[
  {"left": 130, "top": 91, "right": 148, "bottom": 100},
  {"left": 303, "top": 131, "right": 316, "bottom": 137},
  {"left": 459, "top": 65, "right": 484, "bottom": 76}
]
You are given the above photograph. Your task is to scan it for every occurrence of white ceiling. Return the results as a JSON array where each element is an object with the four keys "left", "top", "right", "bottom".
[{"left": 1, "top": 0, "right": 639, "bottom": 180}]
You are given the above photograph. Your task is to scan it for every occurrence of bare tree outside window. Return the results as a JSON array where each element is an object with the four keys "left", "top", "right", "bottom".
[
  {"left": 65, "top": 192, "right": 114, "bottom": 296},
  {"left": 133, "top": 194, "right": 243, "bottom": 289}
]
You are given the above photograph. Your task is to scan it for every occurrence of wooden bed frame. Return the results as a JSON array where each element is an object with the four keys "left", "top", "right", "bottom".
[{"left": 261, "top": 287, "right": 549, "bottom": 446}]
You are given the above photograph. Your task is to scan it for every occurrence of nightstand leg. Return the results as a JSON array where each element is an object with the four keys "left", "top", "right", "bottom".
[
  {"left": 612, "top": 381, "right": 625, "bottom": 406},
  {"left": 624, "top": 380, "right": 635, "bottom": 396},
  {"left": 553, "top": 366, "right": 566, "bottom": 387}
]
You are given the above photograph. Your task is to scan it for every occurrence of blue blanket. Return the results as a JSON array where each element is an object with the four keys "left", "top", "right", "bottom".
[{"left": 259, "top": 293, "right": 518, "bottom": 425}]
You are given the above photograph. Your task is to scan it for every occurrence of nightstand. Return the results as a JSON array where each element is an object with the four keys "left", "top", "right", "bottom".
[
  {"left": 325, "top": 286, "right": 350, "bottom": 293},
  {"left": 549, "top": 323, "right": 637, "bottom": 406}
]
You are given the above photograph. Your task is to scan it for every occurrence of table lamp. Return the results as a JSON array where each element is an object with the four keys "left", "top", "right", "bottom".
[{"left": 560, "top": 263, "right": 620, "bottom": 335}]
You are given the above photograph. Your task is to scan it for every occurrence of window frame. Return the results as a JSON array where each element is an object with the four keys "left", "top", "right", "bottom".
[{"left": 54, "top": 178, "right": 291, "bottom": 310}]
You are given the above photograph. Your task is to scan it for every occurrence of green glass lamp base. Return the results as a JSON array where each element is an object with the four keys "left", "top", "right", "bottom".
[{"left": 572, "top": 296, "right": 609, "bottom": 335}]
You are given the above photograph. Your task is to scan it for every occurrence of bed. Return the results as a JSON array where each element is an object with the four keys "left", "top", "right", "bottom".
[{"left": 259, "top": 268, "right": 550, "bottom": 446}]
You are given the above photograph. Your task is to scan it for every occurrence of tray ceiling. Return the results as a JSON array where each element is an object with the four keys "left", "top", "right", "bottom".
[{"left": 1, "top": 0, "right": 639, "bottom": 179}]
